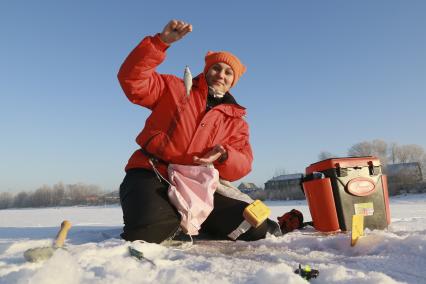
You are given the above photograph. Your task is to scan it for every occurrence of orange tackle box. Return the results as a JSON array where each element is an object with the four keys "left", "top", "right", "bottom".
[{"left": 302, "top": 156, "right": 391, "bottom": 232}]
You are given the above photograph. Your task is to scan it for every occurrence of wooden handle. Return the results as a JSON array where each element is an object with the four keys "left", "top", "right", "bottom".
[{"left": 54, "top": 220, "right": 72, "bottom": 248}]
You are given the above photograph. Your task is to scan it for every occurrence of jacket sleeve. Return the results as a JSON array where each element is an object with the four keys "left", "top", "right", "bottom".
[
  {"left": 117, "top": 34, "right": 170, "bottom": 110},
  {"left": 214, "top": 120, "right": 253, "bottom": 181}
]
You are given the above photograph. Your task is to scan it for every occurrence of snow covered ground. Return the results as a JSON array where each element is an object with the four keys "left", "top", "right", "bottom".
[{"left": 0, "top": 194, "right": 425, "bottom": 284}]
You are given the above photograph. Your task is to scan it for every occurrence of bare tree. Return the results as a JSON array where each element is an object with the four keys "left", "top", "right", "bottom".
[
  {"left": 394, "top": 144, "right": 424, "bottom": 164},
  {"left": 389, "top": 143, "right": 399, "bottom": 164},
  {"left": 348, "top": 141, "right": 373, "bottom": 157},
  {"left": 32, "top": 185, "right": 53, "bottom": 207},
  {"left": 372, "top": 139, "right": 388, "bottom": 165},
  {"left": 348, "top": 139, "right": 388, "bottom": 165},
  {"left": 52, "top": 182, "right": 65, "bottom": 206},
  {"left": 0, "top": 192, "right": 13, "bottom": 209},
  {"left": 13, "top": 191, "right": 30, "bottom": 208}
]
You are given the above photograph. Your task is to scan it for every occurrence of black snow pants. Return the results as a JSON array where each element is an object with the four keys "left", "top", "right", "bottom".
[{"left": 119, "top": 168, "right": 279, "bottom": 243}]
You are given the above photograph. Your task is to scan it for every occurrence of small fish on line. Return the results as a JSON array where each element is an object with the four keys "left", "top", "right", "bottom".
[{"left": 184, "top": 65, "right": 192, "bottom": 96}]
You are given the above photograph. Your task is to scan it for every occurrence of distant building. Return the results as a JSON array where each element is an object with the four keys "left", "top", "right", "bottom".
[
  {"left": 84, "top": 195, "right": 100, "bottom": 205},
  {"left": 264, "top": 173, "right": 304, "bottom": 200},
  {"left": 386, "top": 162, "right": 423, "bottom": 184},
  {"left": 386, "top": 162, "right": 424, "bottom": 195},
  {"left": 237, "top": 182, "right": 260, "bottom": 194},
  {"left": 103, "top": 191, "right": 120, "bottom": 204}
]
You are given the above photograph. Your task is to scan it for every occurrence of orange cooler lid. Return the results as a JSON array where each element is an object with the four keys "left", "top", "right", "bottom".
[{"left": 306, "top": 156, "right": 381, "bottom": 174}]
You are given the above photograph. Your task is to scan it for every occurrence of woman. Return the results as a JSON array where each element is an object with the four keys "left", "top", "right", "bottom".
[{"left": 117, "top": 20, "right": 281, "bottom": 243}]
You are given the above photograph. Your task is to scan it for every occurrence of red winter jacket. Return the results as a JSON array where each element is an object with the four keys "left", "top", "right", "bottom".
[{"left": 117, "top": 34, "right": 253, "bottom": 181}]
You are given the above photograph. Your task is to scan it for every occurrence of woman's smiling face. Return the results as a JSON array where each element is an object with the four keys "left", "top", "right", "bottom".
[{"left": 205, "top": 62, "right": 234, "bottom": 94}]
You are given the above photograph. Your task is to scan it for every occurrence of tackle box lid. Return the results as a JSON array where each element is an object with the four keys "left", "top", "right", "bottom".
[{"left": 306, "top": 156, "right": 381, "bottom": 174}]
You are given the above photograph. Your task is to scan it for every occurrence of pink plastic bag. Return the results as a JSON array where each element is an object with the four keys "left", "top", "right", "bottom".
[{"left": 167, "top": 164, "right": 219, "bottom": 235}]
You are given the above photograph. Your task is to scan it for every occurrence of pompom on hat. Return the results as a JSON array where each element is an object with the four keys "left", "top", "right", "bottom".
[{"left": 203, "top": 51, "right": 247, "bottom": 87}]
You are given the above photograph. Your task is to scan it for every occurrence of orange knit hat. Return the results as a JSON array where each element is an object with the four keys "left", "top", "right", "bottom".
[{"left": 203, "top": 51, "right": 247, "bottom": 87}]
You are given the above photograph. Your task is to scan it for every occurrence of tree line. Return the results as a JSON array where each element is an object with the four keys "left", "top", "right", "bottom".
[
  {"left": 0, "top": 182, "right": 118, "bottom": 210},
  {"left": 319, "top": 140, "right": 426, "bottom": 174},
  {"left": 2, "top": 140, "right": 424, "bottom": 208}
]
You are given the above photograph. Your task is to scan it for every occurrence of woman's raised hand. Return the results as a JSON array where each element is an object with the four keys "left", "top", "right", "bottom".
[{"left": 159, "top": 20, "right": 192, "bottom": 45}]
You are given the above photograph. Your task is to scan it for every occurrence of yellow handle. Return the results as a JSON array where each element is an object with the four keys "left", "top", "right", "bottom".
[
  {"left": 54, "top": 220, "right": 72, "bottom": 248},
  {"left": 351, "top": 214, "right": 364, "bottom": 247}
]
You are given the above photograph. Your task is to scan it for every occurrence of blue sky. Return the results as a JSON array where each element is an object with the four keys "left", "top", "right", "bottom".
[{"left": 1, "top": 0, "right": 425, "bottom": 192}]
